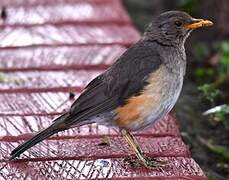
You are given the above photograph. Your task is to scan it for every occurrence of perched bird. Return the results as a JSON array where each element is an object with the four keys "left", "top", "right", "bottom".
[{"left": 10, "top": 11, "right": 213, "bottom": 168}]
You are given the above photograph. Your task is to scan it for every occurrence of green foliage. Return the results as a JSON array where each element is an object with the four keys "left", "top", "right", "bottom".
[
  {"left": 214, "top": 105, "right": 229, "bottom": 119},
  {"left": 193, "top": 43, "right": 214, "bottom": 84},
  {"left": 198, "top": 84, "right": 221, "bottom": 106},
  {"left": 219, "top": 41, "right": 229, "bottom": 73},
  {"left": 199, "top": 137, "right": 229, "bottom": 172},
  {"left": 177, "top": 0, "right": 199, "bottom": 14},
  {"left": 207, "top": 175, "right": 215, "bottom": 180},
  {"left": 194, "top": 67, "right": 215, "bottom": 83},
  {"left": 221, "top": 41, "right": 229, "bottom": 52},
  {"left": 194, "top": 41, "right": 229, "bottom": 86},
  {"left": 194, "top": 43, "right": 211, "bottom": 60},
  {"left": 221, "top": 54, "right": 229, "bottom": 68},
  {"left": 206, "top": 142, "right": 229, "bottom": 160},
  {"left": 211, "top": 105, "right": 229, "bottom": 129}
]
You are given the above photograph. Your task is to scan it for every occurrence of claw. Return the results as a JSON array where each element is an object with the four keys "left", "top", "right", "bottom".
[
  {"left": 123, "top": 155, "right": 168, "bottom": 169},
  {"left": 142, "top": 157, "right": 168, "bottom": 169}
]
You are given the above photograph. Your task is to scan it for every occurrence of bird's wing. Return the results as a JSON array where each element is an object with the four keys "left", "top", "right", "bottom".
[{"left": 66, "top": 40, "right": 162, "bottom": 126}]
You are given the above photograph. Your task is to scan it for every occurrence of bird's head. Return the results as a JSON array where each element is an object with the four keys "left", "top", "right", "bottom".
[{"left": 144, "top": 11, "right": 213, "bottom": 46}]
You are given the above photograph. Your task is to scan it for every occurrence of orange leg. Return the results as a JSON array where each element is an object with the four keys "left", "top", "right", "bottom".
[{"left": 121, "top": 129, "right": 167, "bottom": 168}]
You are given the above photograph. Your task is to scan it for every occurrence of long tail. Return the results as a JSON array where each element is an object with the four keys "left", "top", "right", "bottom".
[{"left": 10, "top": 113, "right": 69, "bottom": 160}]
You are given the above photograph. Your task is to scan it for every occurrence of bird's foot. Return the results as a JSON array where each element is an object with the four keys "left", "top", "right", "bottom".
[
  {"left": 123, "top": 155, "right": 168, "bottom": 169},
  {"left": 142, "top": 157, "right": 168, "bottom": 169}
]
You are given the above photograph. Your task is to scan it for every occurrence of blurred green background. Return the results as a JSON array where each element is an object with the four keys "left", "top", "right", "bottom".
[{"left": 123, "top": 0, "right": 229, "bottom": 179}]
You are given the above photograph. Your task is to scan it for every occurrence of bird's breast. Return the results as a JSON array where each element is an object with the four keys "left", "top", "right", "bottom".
[{"left": 115, "top": 65, "right": 183, "bottom": 131}]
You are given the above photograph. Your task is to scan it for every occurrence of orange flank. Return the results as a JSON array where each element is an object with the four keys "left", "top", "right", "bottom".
[
  {"left": 115, "top": 66, "right": 165, "bottom": 129},
  {"left": 116, "top": 95, "right": 146, "bottom": 128}
]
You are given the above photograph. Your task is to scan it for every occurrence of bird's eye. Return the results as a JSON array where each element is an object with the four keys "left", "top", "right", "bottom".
[{"left": 175, "top": 21, "right": 182, "bottom": 27}]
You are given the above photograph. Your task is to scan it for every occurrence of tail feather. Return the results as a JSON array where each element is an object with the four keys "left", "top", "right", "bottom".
[{"left": 10, "top": 113, "right": 69, "bottom": 160}]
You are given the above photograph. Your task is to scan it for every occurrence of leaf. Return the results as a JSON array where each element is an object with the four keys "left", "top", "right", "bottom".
[
  {"left": 195, "top": 67, "right": 205, "bottom": 78},
  {"left": 221, "top": 41, "right": 229, "bottom": 53},
  {"left": 207, "top": 143, "right": 229, "bottom": 160},
  {"left": 221, "top": 105, "right": 229, "bottom": 114},
  {"left": 220, "top": 53, "right": 229, "bottom": 68},
  {"left": 198, "top": 84, "right": 221, "bottom": 105},
  {"left": 194, "top": 44, "right": 210, "bottom": 60},
  {"left": 199, "top": 137, "right": 229, "bottom": 160},
  {"left": 202, "top": 104, "right": 228, "bottom": 115}
]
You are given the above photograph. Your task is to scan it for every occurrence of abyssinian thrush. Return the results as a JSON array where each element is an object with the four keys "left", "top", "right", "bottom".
[{"left": 10, "top": 11, "right": 213, "bottom": 168}]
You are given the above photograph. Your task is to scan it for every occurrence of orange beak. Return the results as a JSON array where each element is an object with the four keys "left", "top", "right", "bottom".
[{"left": 185, "top": 19, "right": 213, "bottom": 29}]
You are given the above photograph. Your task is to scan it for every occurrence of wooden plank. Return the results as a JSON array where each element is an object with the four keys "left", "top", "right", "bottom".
[
  {"left": 0, "top": 1, "right": 130, "bottom": 26},
  {"left": 0, "top": 70, "right": 102, "bottom": 93},
  {"left": 0, "top": 0, "right": 117, "bottom": 7},
  {"left": 0, "top": 114, "right": 180, "bottom": 138},
  {"left": 0, "top": 136, "right": 190, "bottom": 160},
  {"left": 0, "top": 45, "right": 125, "bottom": 71},
  {"left": 0, "top": 24, "right": 139, "bottom": 48},
  {"left": 0, "top": 92, "right": 79, "bottom": 116},
  {"left": 0, "top": 157, "right": 205, "bottom": 179}
]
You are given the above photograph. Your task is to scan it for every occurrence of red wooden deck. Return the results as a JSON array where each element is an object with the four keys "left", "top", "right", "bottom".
[{"left": 0, "top": 0, "right": 206, "bottom": 179}]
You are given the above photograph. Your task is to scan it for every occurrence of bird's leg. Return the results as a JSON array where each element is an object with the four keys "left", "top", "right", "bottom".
[
  {"left": 121, "top": 129, "right": 167, "bottom": 168},
  {"left": 121, "top": 129, "right": 145, "bottom": 164}
]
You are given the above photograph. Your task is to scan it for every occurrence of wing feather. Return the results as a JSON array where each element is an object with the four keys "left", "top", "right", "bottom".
[{"left": 65, "top": 40, "right": 162, "bottom": 126}]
